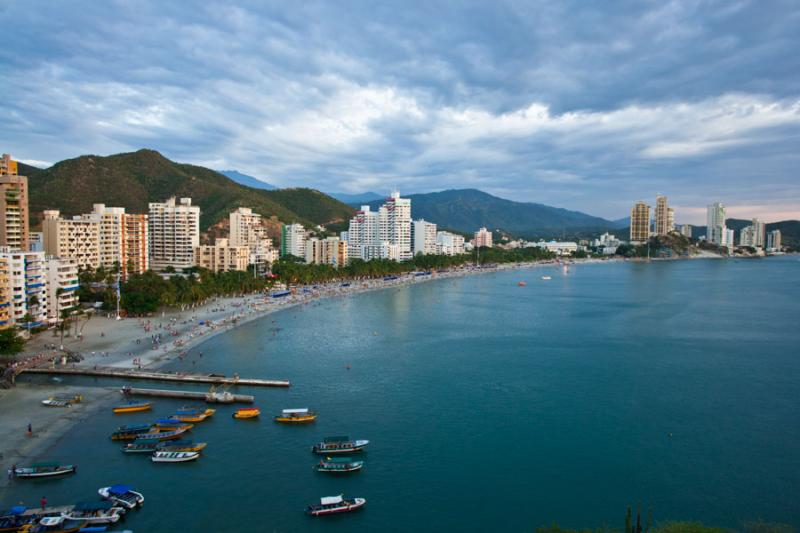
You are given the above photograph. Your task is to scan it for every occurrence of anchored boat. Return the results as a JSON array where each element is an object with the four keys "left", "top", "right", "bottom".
[
  {"left": 306, "top": 495, "right": 366, "bottom": 516},
  {"left": 153, "top": 419, "right": 193, "bottom": 431},
  {"left": 274, "top": 408, "right": 316, "bottom": 423},
  {"left": 23, "top": 516, "right": 87, "bottom": 532},
  {"left": 232, "top": 408, "right": 260, "bottom": 419},
  {"left": 13, "top": 462, "right": 76, "bottom": 479},
  {"left": 61, "top": 502, "right": 124, "bottom": 525},
  {"left": 151, "top": 451, "right": 199, "bottom": 463},
  {"left": 98, "top": 485, "right": 144, "bottom": 510},
  {"left": 121, "top": 439, "right": 158, "bottom": 454},
  {"left": 312, "top": 436, "right": 369, "bottom": 454},
  {"left": 170, "top": 407, "right": 215, "bottom": 422},
  {"left": 134, "top": 427, "right": 189, "bottom": 441},
  {"left": 112, "top": 401, "right": 152, "bottom": 414},
  {"left": 314, "top": 457, "right": 364, "bottom": 473},
  {"left": 157, "top": 440, "right": 206, "bottom": 453},
  {"left": 110, "top": 424, "right": 154, "bottom": 441}
]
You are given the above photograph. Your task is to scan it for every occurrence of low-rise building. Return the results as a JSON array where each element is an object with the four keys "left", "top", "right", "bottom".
[
  {"left": 194, "top": 238, "right": 250, "bottom": 272},
  {"left": 436, "top": 231, "right": 465, "bottom": 255},
  {"left": 680, "top": 224, "right": 693, "bottom": 238},
  {"left": 533, "top": 240, "right": 579, "bottom": 256}
]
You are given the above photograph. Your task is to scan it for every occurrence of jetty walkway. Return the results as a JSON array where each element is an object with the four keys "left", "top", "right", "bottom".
[{"left": 20, "top": 366, "right": 290, "bottom": 388}]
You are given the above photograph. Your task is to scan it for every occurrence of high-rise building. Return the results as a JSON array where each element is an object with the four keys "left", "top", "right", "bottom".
[
  {"left": 767, "top": 230, "right": 781, "bottom": 251},
  {"left": 148, "top": 197, "right": 200, "bottom": 271},
  {"left": 304, "top": 236, "right": 348, "bottom": 266},
  {"left": 0, "top": 248, "right": 48, "bottom": 328},
  {"left": 412, "top": 219, "right": 437, "bottom": 255},
  {"left": 474, "top": 227, "right": 493, "bottom": 248},
  {"left": 655, "top": 195, "right": 673, "bottom": 236},
  {"left": 281, "top": 223, "right": 307, "bottom": 258},
  {"left": 194, "top": 238, "right": 249, "bottom": 272},
  {"left": 706, "top": 202, "right": 727, "bottom": 247},
  {"left": 346, "top": 191, "right": 412, "bottom": 261},
  {"left": 680, "top": 224, "right": 693, "bottom": 238},
  {"left": 42, "top": 210, "right": 101, "bottom": 270},
  {"left": 739, "top": 219, "right": 766, "bottom": 248},
  {"left": 630, "top": 201, "right": 651, "bottom": 243},
  {"left": 122, "top": 213, "right": 149, "bottom": 277},
  {"left": 0, "top": 255, "right": 10, "bottom": 329},
  {"left": 0, "top": 154, "right": 30, "bottom": 252},
  {"left": 436, "top": 231, "right": 465, "bottom": 255},
  {"left": 45, "top": 257, "right": 79, "bottom": 323},
  {"left": 230, "top": 207, "right": 275, "bottom": 267}
]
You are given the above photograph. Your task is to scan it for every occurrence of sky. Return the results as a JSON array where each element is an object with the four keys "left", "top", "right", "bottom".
[{"left": 1, "top": 1, "right": 799, "bottom": 223}]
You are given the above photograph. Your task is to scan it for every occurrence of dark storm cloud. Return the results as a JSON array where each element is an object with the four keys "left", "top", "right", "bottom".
[{"left": 1, "top": 0, "right": 798, "bottom": 221}]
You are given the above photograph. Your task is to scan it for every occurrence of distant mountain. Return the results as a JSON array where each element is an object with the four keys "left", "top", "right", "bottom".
[
  {"left": 611, "top": 217, "right": 630, "bottom": 229},
  {"left": 327, "top": 191, "right": 384, "bottom": 206},
  {"left": 22, "top": 149, "right": 354, "bottom": 231},
  {"left": 364, "top": 189, "right": 615, "bottom": 237},
  {"left": 218, "top": 170, "right": 276, "bottom": 190}
]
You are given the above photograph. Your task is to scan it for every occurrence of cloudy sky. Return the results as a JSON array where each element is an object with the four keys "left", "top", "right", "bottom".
[{"left": 1, "top": 1, "right": 798, "bottom": 222}]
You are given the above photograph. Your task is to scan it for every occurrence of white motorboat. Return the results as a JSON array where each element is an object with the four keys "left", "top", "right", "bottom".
[
  {"left": 151, "top": 451, "right": 199, "bottom": 463},
  {"left": 98, "top": 485, "right": 144, "bottom": 509}
]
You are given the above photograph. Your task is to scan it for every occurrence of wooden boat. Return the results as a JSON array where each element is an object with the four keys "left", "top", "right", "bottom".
[
  {"left": 133, "top": 427, "right": 189, "bottom": 441},
  {"left": 170, "top": 407, "right": 215, "bottom": 422},
  {"left": 156, "top": 440, "right": 207, "bottom": 453},
  {"left": 110, "top": 423, "right": 154, "bottom": 441},
  {"left": 61, "top": 502, "right": 124, "bottom": 525},
  {"left": 314, "top": 457, "right": 364, "bottom": 473},
  {"left": 51, "top": 394, "right": 82, "bottom": 405},
  {"left": 13, "top": 462, "right": 76, "bottom": 479},
  {"left": 112, "top": 401, "right": 152, "bottom": 414},
  {"left": 151, "top": 451, "right": 199, "bottom": 463},
  {"left": 21, "top": 516, "right": 87, "bottom": 532},
  {"left": 0, "top": 506, "right": 35, "bottom": 532},
  {"left": 306, "top": 495, "right": 365, "bottom": 516},
  {"left": 98, "top": 485, "right": 144, "bottom": 510},
  {"left": 122, "top": 439, "right": 158, "bottom": 454},
  {"left": 232, "top": 408, "right": 260, "bottom": 419},
  {"left": 274, "top": 408, "right": 316, "bottom": 423},
  {"left": 312, "top": 436, "right": 369, "bottom": 455},
  {"left": 153, "top": 419, "right": 193, "bottom": 431},
  {"left": 41, "top": 399, "right": 69, "bottom": 408}
]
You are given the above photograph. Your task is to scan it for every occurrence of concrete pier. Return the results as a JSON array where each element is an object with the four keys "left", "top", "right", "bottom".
[
  {"left": 21, "top": 367, "right": 290, "bottom": 388},
  {"left": 124, "top": 387, "right": 255, "bottom": 404}
]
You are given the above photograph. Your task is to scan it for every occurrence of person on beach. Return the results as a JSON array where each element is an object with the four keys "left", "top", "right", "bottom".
[{"left": 27, "top": 423, "right": 32, "bottom": 437}]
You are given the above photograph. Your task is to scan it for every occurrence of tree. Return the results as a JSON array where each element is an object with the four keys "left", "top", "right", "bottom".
[{"left": 0, "top": 329, "right": 25, "bottom": 356}]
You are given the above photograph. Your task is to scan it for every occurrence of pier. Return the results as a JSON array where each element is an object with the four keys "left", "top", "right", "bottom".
[
  {"left": 21, "top": 367, "right": 290, "bottom": 388},
  {"left": 124, "top": 387, "right": 255, "bottom": 404}
]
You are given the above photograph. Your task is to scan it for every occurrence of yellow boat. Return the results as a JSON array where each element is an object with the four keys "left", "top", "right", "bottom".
[
  {"left": 112, "top": 401, "right": 152, "bottom": 414},
  {"left": 274, "top": 408, "right": 316, "bottom": 423},
  {"left": 171, "top": 408, "right": 216, "bottom": 422},
  {"left": 233, "top": 408, "right": 260, "bottom": 419}
]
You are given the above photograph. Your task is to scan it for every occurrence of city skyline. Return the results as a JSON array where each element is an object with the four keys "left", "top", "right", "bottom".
[{"left": 1, "top": 2, "right": 799, "bottom": 223}]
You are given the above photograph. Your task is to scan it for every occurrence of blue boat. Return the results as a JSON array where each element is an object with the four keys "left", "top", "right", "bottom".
[
  {"left": 383, "top": 276, "right": 399, "bottom": 281},
  {"left": 270, "top": 290, "right": 290, "bottom": 298}
]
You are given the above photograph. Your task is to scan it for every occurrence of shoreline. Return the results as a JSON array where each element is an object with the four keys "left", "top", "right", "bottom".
[{"left": 0, "top": 253, "right": 722, "bottom": 494}]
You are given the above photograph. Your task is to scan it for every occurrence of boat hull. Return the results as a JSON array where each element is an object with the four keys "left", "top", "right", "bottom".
[
  {"left": 112, "top": 403, "right": 152, "bottom": 414},
  {"left": 151, "top": 452, "right": 199, "bottom": 463},
  {"left": 274, "top": 415, "right": 316, "bottom": 423},
  {"left": 13, "top": 466, "right": 76, "bottom": 479},
  {"left": 307, "top": 498, "right": 366, "bottom": 516}
]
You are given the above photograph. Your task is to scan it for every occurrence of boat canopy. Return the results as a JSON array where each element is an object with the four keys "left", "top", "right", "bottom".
[
  {"left": 118, "top": 424, "right": 150, "bottom": 431},
  {"left": 74, "top": 501, "right": 114, "bottom": 512},
  {"left": 320, "top": 495, "right": 343, "bottom": 505},
  {"left": 282, "top": 408, "right": 308, "bottom": 414},
  {"left": 8, "top": 506, "right": 26, "bottom": 515},
  {"left": 156, "top": 418, "right": 183, "bottom": 424},
  {"left": 323, "top": 436, "right": 350, "bottom": 443},
  {"left": 30, "top": 461, "right": 60, "bottom": 468},
  {"left": 324, "top": 457, "right": 357, "bottom": 463},
  {"left": 108, "top": 484, "right": 133, "bottom": 495}
]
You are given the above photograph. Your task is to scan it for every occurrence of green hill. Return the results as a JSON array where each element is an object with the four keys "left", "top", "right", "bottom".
[{"left": 19, "top": 149, "right": 355, "bottom": 230}]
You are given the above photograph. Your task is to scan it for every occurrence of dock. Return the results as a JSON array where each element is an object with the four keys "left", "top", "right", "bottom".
[
  {"left": 124, "top": 387, "right": 255, "bottom": 404},
  {"left": 21, "top": 367, "right": 290, "bottom": 388}
]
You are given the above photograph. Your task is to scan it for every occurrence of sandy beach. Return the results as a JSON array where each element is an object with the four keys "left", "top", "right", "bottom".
[{"left": 0, "top": 257, "right": 613, "bottom": 494}]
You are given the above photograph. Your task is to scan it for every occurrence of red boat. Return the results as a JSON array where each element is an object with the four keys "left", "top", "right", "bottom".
[{"left": 306, "top": 494, "right": 366, "bottom": 517}]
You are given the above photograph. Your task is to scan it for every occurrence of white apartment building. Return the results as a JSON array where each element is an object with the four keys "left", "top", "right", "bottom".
[
  {"left": 194, "top": 238, "right": 249, "bottom": 272},
  {"left": 739, "top": 218, "right": 765, "bottom": 248},
  {"left": 346, "top": 191, "right": 412, "bottom": 262},
  {"left": 591, "top": 232, "right": 622, "bottom": 248},
  {"left": 0, "top": 248, "right": 48, "bottom": 328},
  {"left": 42, "top": 210, "right": 101, "bottom": 270},
  {"left": 29, "top": 232, "right": 43, "bottom": 252},
  {"left": 533, "top": 240, "right": 579, "bottom": 256},
  {"left": 474, "top": 227, "right": 493, "bottom": 248},
  {"left": 412, "top": 219, "right": 438, "bottom": 255},
  {"left": 281, "top": 223, "right": 307, "bottom": 258},
  {"left": 767, "top": 230, "right": 781, "bottom": 251},
  {"left": 436, "top": 231, "right": 465, "bottom": 256},
  {"left": 45, "top": 256, "right": 79, "bottom": 323},
  {"left": 230, "top": 207, "right": 275, "bottom": 266},
  {"left": 148, "top": 197, "right": 200, "bottom": 271},
  {"left": 706, "top": 203, "right": 728, "bottom": 247},
  {"left": 680, "top": 224, "right": 692, "bottom": 238}
]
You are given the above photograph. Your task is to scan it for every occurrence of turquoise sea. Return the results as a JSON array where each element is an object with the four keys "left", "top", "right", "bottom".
[{"left": 3, "top": 257, "right": 800, "bottom": 531}]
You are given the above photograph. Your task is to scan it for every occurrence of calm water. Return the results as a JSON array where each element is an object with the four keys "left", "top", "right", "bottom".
[{"left": 4, "top": 257, "right": 800, "bottom": 531}]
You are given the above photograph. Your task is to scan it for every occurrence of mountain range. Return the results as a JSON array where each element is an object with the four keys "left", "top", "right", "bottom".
[
  {"left": 363, "top": 188, "right": 616, "bottom": 237},
  {"left": 217, "top": 170, "right": 276, "bottom": 190}
]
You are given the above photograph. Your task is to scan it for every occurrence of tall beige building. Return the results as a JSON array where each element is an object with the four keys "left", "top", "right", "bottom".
[
  {"left": 194, "top": 238, "right": 249, "bottom": 272},
  {"left": 86, "top": 204, "right": 148, "bottom": 277},
  {"left": 42, "top": 210, "right": 101, "bottom": 270},
  {"left": 229, "top": 207, "right": 274, "bottom": 266},
  {"left": 630, "top": 201, "right": 651, "bottom": 243},
  {"left": 305, "top": 236, "right": 348, "bottom": 267},
  {"left": 0, "top": 154, "right": 29, "bottom": 252},
  {"left": 123, "top": 214, "right": 149, "bottom": 277},
  {"left": 474, "top": 227, "right": 493, "bottom": 248},
  {"left": 148, "top": 197, "right": 200, "bottom": 271},
  {"left": 654, "top": 195, "right": 673, "bottom": 236}
]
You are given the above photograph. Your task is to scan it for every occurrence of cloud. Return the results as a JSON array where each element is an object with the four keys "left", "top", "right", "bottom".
[{"left": 0, "top": 0, "right": 799, "bottom": 220}]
